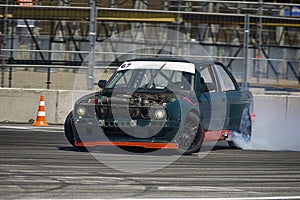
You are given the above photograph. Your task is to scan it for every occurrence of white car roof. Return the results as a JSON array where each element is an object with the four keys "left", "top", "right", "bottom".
[{"left": 117, "top": 61, "right": 195, "bottom": 74}]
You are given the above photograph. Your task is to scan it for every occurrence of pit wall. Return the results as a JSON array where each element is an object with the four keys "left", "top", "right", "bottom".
[{"left": 0, "top": 88, "right": 299, "bottom": 128}]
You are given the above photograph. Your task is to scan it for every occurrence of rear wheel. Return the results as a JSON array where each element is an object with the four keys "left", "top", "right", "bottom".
[
  {"left": 228, "top": 107, "right": 252, "bottom": 148},
  {"left": 177, "top": 112, "right": 204, "bottom": 155}
]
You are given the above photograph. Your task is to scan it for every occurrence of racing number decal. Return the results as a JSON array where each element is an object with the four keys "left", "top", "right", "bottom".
[{"left": 120, "top": 63, "right": 131, "bottom": 69}]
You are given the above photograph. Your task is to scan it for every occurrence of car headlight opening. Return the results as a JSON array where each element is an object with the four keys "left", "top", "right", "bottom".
[
  {"left": 154, "top": 108, "right": 166, "bottom": 120},
  {"left": 77, "top": 106, "right": 86, "bottom": 116}
]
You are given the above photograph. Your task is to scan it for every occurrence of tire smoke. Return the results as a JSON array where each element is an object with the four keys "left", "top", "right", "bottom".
[
  {"left": 231, "top": 95, "right": 300, "bottom": 151},
  {"left": 231, "top": 131, "right": 250, "bottom": 149}
]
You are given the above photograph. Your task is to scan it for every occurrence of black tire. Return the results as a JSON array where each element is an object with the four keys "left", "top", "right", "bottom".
[
  {"left": 177, "top": 112, "right": 204, "bottom": 155},
  {"left": 228, "top": 107, "right": 252, "bottom": 148},
  {"left": 64, "top": 111, "right": 76, "bottom": 147}
]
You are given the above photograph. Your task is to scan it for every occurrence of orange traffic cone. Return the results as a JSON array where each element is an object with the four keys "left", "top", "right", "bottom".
[{"left": 33, "top": 95, "right": 49, "bottom": 126}]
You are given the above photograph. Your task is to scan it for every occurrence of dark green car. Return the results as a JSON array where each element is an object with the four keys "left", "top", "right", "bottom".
[{"left": 65, "top": 58, "right": 253, "bottom": 154}]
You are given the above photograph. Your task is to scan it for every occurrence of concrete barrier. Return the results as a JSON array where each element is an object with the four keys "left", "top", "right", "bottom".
[
  {"left": 253, "top": 94, "right": 288, "bottom": 132},
  {"left": 252, "top": 94, "right": 300, "bottom": 133},
  {"left": 250, "top": 94, "right": 300, "bottom": 151},
  {"left": 0, "top": 89, "right": 299, "bottom": 130},
  {"left": 0, "top": 88, "right": 89, "bottom": 124},
  {"left": 286, "top": 96, "right": 300, "bottom": 131}
]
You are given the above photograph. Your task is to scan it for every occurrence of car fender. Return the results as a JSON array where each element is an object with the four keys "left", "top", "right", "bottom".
[{"left": 166, "top": 96, "right": 200, "bottom": 129}]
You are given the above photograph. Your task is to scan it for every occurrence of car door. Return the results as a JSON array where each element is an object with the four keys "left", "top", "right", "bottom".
[
  {"left": 197, "top": 64, "right": 227, "bottom": 131},
  {"left": 212, "top": 62, "right": 250, "bottom": 131}
]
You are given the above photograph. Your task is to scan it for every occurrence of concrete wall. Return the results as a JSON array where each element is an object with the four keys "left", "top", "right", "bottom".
[
  {"left": 253, "top": 94, "right": 300, "bottom": 132},
  {"left": 0, "top": 89, "right": 299, "bottom": 129},
  {"left": 247, "top": 94, "right": 300, "bottom": 151},
  {"left": 0, "top": 88, "right": 89, "bottom": 124}
]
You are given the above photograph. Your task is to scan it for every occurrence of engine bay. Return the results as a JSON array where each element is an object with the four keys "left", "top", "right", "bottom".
[{"left": 98, "top": 92, "right": 177, "bottom": 120}]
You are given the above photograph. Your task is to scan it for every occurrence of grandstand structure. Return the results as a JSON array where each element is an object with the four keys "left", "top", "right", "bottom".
[{"left": 0, "top": 0, "right": 299, "bottom": 89}]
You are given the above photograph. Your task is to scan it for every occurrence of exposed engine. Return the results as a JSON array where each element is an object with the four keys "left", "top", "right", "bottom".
[{"left": 98, "top": 92, "right": 177, "bottom": 120}]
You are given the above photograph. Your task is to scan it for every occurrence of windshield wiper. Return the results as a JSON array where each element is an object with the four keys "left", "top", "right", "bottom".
[{"left": 143, "top": 63, "right": 166, "bottom": 89}]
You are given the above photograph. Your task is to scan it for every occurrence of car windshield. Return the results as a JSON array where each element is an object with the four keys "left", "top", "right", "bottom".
[{"left": 105, "top": 68, "right": 195, "bottom": 91}]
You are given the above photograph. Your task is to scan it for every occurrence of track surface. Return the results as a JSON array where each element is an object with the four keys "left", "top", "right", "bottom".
[{"left": 1, "top": 125, "right": 300, "bottom": 199}]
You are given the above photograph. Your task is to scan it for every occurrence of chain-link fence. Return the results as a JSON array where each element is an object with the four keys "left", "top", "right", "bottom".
[{"left": 0, "top": 0, "right": 299, "bottom": 90}]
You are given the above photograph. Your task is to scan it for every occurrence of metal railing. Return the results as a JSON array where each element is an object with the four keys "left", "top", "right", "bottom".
[{"left": 0, "top": 1, "right": 299, "bottom": 90}]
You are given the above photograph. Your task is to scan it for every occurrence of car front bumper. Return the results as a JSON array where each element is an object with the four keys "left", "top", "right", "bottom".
[{"left": 73, "top": 117, "right": 180, "bottom": 149}]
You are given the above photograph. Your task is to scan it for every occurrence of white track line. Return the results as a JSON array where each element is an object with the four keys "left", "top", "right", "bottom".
[{"left": 0, "top": 125, "right": 63, "bottom": 132}]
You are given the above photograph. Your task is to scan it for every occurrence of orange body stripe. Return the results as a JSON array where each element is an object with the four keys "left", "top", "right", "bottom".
[
  {"left": 204, "top": 130, "right": 231, "bottom": 141},
  {"left": 75, "top": 130, "right": 231, "bottom": 149},
  {"left": 76, "top": 141, "right": 178, "bottom": 149}
]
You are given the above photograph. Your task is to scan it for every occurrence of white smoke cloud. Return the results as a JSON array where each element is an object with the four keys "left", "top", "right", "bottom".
[{"left": 232, "top": 94, "right": 300, "bottom": 151}]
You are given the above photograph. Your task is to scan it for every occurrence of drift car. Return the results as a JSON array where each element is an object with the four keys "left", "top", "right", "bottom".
[{"left": 65, "top": 58, "right": 252, "bottom": 154}]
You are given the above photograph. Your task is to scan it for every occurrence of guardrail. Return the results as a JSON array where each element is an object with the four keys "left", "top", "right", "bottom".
[{"left": 1, "top": 56, "right": 299, "bottom": 90}]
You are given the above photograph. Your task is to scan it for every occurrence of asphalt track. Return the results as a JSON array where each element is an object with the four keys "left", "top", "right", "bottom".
[{"left": 1, "top": 125, "right": 300, "bottom": 200}]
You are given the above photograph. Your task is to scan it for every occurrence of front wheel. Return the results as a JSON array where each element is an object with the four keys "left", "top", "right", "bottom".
[
  {"left": 176, "top": 112, "right": 204, "bottom": 155},
  {"left": 228, "top": 107, "right": 252, "bottom": 148},
  {"left": 64, "top": 111, "right": 76, "bottom": 147}
]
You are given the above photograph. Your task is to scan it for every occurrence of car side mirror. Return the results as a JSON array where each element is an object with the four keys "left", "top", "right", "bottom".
[{"left": 98, "top": 80, "right": 107, "bottom": 89}]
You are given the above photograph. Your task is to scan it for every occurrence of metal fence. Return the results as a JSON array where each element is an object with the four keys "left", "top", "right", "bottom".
[{"left": 0, "top": 0, "right": 300, "bottom": 90}]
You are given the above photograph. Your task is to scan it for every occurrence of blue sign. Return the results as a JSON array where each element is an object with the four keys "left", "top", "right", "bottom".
[{"left": 285, "top": 6, "right": 300, "bottom": 17}]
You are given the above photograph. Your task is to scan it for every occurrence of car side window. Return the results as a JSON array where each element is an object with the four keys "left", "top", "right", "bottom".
[
  {"left": 214, "top": 64, "right": 237, "bottom": 91},
  {"left": 116, "top": 70, "right": 132, "bottom": 87},
  {"left": 199, "top": 65, "right": 217, "bottom": 92}
]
